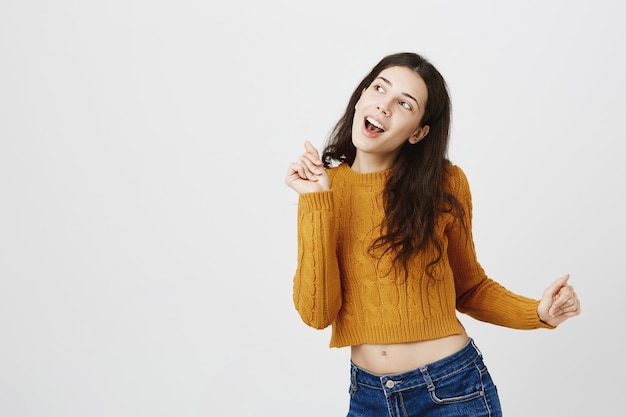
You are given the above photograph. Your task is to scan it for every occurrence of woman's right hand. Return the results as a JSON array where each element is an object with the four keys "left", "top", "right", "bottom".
[{"left": 285, "top": 141, "right": 330, "bottom": 194}]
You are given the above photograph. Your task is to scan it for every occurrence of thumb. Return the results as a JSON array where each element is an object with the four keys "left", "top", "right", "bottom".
[
  {"left": 304, "top": 140, "right": 322, "bottom": 163},
  {"left": 547, "top": 274, "right": 570, "bottom": 296},
  {"left": 545, "top": 274, "right": 570, "bottom": 317}
]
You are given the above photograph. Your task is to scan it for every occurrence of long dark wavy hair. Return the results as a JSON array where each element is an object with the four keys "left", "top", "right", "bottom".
[{"left": 321, "top": 52, "right": 465, "bottom": 279}]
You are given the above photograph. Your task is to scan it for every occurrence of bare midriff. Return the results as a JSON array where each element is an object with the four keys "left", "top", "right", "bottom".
[{"left": 350, "top": 326, "right": 469, "bottom": 375}]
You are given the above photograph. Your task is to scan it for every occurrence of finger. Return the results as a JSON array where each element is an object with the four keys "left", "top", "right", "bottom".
[
  {"left": 551, "top": 274, "right": 570, "bottom": 291},
  {"left": 298, "top": 154, "right": 323, "bottom": 178},
  {"left": 550, "top": 290, "right": 579, "bottom": 317},
  {"left": 299, "top": 161, "right": 319, "bottom": 182},
  {"left": 553, "top": 284, "right": 574, "bottom": 302},
  {"left": 544, "top": 274, "right": 569, "bottom": 299},
  {"left": 549, "top": 292, "right": 570, "bottom": 316},
  {"left": 564, "top": 291, "right": 579, "bottom": 309},
  {"left": 304, "top": 140, "right": 322, "bottom": 165},
  {"left": 287, "top": 161, "right": 318, "bottom": 182},
  {"left": 552, "top": 300, "right": 581, "bottom": 318},
  {"left": 301, "top": 156, "right": 325, "bottom": 181},
  {"left": 545, "top": 275, "right": 571, "bottom": 317}
]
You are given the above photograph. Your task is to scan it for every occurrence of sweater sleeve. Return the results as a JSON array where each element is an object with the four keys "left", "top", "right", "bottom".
[
  {"left": 292, "top": 190, "right": 342, "bottom": 329},
  {"left": 446, "top": 166, "right": 553, "bottom": 330}
]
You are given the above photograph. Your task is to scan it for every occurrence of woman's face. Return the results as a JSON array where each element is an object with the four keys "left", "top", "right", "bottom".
[{"left": 351, "top": 65, "right": 430, "bottom": 170}]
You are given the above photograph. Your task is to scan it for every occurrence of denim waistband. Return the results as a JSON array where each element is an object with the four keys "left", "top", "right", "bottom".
[{"left": 350, "top": 338, "right": 483, "bottom": 394}]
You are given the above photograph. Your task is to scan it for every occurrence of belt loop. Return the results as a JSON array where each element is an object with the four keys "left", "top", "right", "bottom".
[
  {"left": 349, "top": 362, "right": 359, "bottom": 397},
  {"left": 419, "top": 366, "right": 435, "bottom": 392},
  {"left": 471, "top": 338, "right": 482, "bottom": 357}
]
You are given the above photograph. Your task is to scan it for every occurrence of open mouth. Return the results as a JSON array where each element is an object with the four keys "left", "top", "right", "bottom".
[{"left": 365, "top": 117, "right": 385, "bottom": 133}]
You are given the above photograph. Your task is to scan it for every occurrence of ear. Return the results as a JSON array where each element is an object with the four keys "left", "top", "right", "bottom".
[{"left": 408, "top": 125, "right": 430, "bottom": 144}]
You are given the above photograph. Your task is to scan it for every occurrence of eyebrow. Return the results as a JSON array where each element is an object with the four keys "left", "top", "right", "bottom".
[{"left": 377, "top": 76, "right": 421, "bottom": 109}]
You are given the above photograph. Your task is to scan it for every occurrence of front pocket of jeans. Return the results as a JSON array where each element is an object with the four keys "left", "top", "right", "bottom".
[{"left": 428, "top": 360, "right": 487, "bottom": 404}]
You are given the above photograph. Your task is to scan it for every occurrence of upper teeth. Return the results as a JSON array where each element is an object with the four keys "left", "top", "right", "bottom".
[{"left": 367, "top": 117, "right": 384, "bottom": 130}]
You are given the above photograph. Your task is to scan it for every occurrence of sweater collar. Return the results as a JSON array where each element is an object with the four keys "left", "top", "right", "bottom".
[{"left": 337, "top": 163, "right": 390, "bottom": 185}]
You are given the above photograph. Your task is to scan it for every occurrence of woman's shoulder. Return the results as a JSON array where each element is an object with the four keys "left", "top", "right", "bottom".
[
  {"left": 443, "top": 162, "right": 470, "bottom": 196},
  {"left": 325, "top": 163, "right": 342, "bottom": 182},
  {"left": 325, "top": 162, "right": 350, "bottom": 182}
]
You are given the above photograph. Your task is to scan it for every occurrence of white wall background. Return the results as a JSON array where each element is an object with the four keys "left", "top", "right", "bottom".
[{"left": 1, "top": 0, "right": 623, "bottom": 416}]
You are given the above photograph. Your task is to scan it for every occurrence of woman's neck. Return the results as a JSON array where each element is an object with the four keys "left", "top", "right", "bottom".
[{"left": 351, "top": 152, "right": 396, "bottom": 173}]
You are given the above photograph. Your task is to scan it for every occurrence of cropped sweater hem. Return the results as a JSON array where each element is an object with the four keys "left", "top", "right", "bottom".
[{"left": 330, "top": 315, "right": 464, "bottom": 348}]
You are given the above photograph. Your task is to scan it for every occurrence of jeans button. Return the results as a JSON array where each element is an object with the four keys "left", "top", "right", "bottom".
[{"left": 385, "top": 380, "right": 395, "bottom": 388}]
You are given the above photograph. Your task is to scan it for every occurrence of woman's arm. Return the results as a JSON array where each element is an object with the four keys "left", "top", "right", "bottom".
[
  {"left": 446, "top": 165, "right": 580, "bottom": 329},
  {"left": 286, "top": 141, "right": 342, "bottom": 329}
]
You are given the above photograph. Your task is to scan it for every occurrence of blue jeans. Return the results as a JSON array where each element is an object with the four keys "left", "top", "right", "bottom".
[{"left": 347, "top": 339, "right": 502, "bottom": 417}]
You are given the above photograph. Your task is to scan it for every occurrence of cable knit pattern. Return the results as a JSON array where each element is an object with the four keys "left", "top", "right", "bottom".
[{"left": 293, "top": 163, "right": 552, "bottom": 348}]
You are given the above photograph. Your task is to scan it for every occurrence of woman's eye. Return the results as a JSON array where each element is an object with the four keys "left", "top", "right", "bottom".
[
  {"left": 400, "top": 101, "right": 412, "bottom": 110},
  {"left": 375, "top": 85, "right": 384, "bottom": 93}
]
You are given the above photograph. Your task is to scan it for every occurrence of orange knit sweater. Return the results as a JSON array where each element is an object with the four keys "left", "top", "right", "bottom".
[{"left": 293, "top": 163, "right": 552, "bottom": 348}]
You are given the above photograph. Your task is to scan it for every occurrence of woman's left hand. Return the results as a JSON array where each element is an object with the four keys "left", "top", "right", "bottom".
[{"left": 537, "top": 274, "right": 581, "bottom": 327}]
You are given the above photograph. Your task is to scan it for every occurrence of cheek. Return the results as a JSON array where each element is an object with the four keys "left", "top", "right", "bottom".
[
  {"left": 415, "top": 109, "right": 427, "bottom": 127},
  {"left": 352, "top": 102, "right": 365, "bottom": 123},
  {"left": 351, "top": 112, "right": 363, "bottom": 136},
  {"left": 401, "top": 116, "right": 423, "bottom": 135},
  {"left": 354, "top": 97, "right": 365, "bottom": 111}
]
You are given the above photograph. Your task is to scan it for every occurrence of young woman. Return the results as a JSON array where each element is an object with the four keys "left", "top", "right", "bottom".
[{"left": 285, "top": 52, "right": 580, "bottom": 417}]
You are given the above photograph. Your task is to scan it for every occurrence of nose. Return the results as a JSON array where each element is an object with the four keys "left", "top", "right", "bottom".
[{"left": 377, "top": 101, "right": 390, "bottom": 116}]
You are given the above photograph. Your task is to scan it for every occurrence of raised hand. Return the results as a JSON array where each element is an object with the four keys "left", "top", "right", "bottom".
[
  {"left": 537, "top": 274, "right": 581, "bottom": 327},
  {"left": 285, "top": 141, "right": 330, "bottom": 194}
]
